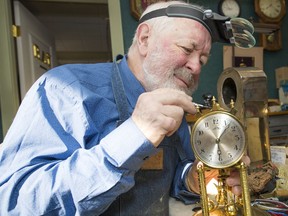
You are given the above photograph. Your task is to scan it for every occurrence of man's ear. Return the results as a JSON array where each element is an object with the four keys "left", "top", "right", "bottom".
[{"left": 136, "top": 23, "right": 150, "bottom": 56}]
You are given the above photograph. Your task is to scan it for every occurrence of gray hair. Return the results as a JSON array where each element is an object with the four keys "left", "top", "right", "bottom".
[
  {"left": 128, "top": 1, "right": 185, "bottom": 49},
  {"left": 128, "top": 1, "right": 203, "bottom": 52}
]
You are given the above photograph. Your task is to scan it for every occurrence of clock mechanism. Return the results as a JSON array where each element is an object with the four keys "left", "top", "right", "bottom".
[{"left": 191, "top": 97, "right": 270, "bottom": 216}]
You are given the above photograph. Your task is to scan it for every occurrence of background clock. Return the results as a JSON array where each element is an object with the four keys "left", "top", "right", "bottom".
[
  {"left": 254, "top": 0, "right": 286, "bottom": 51},
  {"left": 218, "top": 0, "right": 241, "bottom": 18},
  {"left": 255, "top": 0, "right": 286, "bottom": 23},
  {"left": 191, "top": 111, "right": 246, "bottom": 169}
]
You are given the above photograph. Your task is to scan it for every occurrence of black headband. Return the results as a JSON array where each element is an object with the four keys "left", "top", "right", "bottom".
[{"left": 139, "top": 4, "right": 255, "bottom": 47}]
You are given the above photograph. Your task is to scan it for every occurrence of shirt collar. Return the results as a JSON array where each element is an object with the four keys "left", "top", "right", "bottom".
[{"left": 118, "top": 55, "right": 145, "bottom": 110}]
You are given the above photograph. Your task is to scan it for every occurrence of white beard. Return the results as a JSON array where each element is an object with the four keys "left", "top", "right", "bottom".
[{"left": 142, "top": 51, "right": 198, "bottom": 96}]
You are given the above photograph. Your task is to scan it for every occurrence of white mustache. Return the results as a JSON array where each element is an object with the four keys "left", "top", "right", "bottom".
[{"left": 173, "top": 68, "right": 193, "bottom": 86}]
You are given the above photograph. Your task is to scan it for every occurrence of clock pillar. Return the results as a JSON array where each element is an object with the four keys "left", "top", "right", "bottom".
[{"left": 217, "top": 67, "right": 271, "bottom": 164}]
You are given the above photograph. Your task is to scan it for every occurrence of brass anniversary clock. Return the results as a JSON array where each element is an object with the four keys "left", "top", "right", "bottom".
[
  {"left": 192, "top": 111, "right": 246, "bottom": 169},
  {"left": 191, "top": 98, "right": 270, "bottom": 216}
]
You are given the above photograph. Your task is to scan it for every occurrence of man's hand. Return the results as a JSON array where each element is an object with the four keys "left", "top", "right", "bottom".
[
  {"left": 226, "top": 155, "right": 251, "bottom": 195},
  {"left": 186, "top": 155, "right": 251, "bottom": 196},
  {"left": 132, "top": 88, "right": 196, "bottom": 147}
]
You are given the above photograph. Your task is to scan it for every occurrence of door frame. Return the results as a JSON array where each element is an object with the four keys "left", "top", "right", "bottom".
[
  {"left": 0, "top": 0, "right": 124, "bottom": 138},
  {"left": 0, "top": 0, "right": 20, "bottom": 137}
]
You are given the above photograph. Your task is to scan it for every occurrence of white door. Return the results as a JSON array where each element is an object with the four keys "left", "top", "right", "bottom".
[{"left": 13, "top": 0, "right": 57, "bottom": 100}]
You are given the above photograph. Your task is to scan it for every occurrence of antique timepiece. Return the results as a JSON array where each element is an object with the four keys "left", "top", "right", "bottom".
[
  {"left": 254, "top": 0, "right": 286, "bottom": 23},
  {"left": 218, "top": 0, "right": 241, "bottom": 18},
  {"left": 191, "top": 109, "right": 245, "bottom": 169},
  {"left": 254, "top": 0, "right": 286, "bottom": 51},
  {"left": 191, "top": 98, "right": 270, "bottom": 216}
]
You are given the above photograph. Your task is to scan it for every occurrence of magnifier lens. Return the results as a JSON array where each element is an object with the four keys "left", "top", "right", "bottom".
[
  {"left": 233, "top": 30, "right": 256, "bottom": 48},
  {"left": 229, "top": 18, "right": 256, "bottom": 48},
  {"left": 230, "top": 18, "right": 254, "bottom": 34}
]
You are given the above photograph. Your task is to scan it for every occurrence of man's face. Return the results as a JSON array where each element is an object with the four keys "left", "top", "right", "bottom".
[{"left": 142, "top": 19, "right": 212, "bottom": 96}]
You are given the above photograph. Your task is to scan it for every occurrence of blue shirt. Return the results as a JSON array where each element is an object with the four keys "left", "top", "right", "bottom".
[{"left": 0, "top": 56, "right": 198, "bottom": 215}]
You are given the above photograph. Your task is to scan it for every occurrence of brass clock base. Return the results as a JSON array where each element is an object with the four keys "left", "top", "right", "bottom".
[{"left": 194, "top": 205, "right": 270, "bottom": 216}]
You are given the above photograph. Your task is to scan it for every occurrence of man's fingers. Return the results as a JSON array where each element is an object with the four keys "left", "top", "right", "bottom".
[
  {"left": 231, "top": 185, "right": 242, "bottom": 196},
  {"left": 132, "top": 88, "right": 197, "bottom": 147},
  {"left": 161, "top": 105, "right": 184, "bottom": 136},
  {"left": 241, "top": 155, "right": 251, "bottom": 166},
  {"left": 150, "top": 88, "right": 196, "bottom": 115}
]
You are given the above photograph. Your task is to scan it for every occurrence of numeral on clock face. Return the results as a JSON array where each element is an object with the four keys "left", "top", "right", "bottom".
[
  {"left": 198, "top": 130, "right": 204, "bottom": 136},
  {"left": 234, "top": 135, "right": 240, "bottom": 141},
  {"left": 213, "top": 118, "right": 219, "bottom": 125}
]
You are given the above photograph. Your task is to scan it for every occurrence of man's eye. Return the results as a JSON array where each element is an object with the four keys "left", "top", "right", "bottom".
[
  {"left": 200, "top": 57, "right": 208, "bottom": 66},
  {"left": 181, "top": 46, "right": 193, "bottom": 54}
]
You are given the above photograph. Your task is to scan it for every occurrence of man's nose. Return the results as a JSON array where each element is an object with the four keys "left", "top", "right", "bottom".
[{"left": 185, "top": 56, "right": 201, "bottom": 75}]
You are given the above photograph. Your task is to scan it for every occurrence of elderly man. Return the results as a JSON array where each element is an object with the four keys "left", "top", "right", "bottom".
[{"left": 0, "top": 1, "right": 251, "bottom": 215}]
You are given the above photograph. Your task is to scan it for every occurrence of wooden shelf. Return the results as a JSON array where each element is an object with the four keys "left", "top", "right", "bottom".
[{"left": 268, "top": 110, "right": 288, "bottom": 116}]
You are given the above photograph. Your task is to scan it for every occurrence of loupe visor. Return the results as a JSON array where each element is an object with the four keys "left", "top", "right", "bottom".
[
  {"left": 228, "top": 18, "right": 256, "bottom": 48},
  {"left": 139, "top": 4, "right": 256, "bottom": 49}
]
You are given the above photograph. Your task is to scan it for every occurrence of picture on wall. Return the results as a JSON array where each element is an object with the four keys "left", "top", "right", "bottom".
[
  {"left": 234, "top": 56, "right": 254, "bottom": 67},
  {"left": 223, "top": 46, "right": 263, "bottom": 70}
]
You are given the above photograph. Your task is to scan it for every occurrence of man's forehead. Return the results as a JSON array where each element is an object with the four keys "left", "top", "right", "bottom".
[
  {"left": 174, "top": 20, "right": 212, "bottom": 46},
  {"left": 140, "top": 4, "right": 221, "bottom": 41}
]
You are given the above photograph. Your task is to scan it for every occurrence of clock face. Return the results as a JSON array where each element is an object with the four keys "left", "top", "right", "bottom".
[
  {"left": 191, "top": 111, "right": 246, "bottom": 168},
  {"left": 219, "top": 0, "right": 241, "bottom": 18},
  {"left": 259, "top": 0, "right": 282, "bottom": 18}
]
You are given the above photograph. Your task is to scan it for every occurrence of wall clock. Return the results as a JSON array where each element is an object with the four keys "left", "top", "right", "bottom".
[
  {"left": 218, "top": 0, "right": 241, "bottom": 18},
  {"left": 254, "top": 0, "right": 286, "bottom": 51},
  {"left": 254, "top": 0, "right": 286, "bottom": 23}
]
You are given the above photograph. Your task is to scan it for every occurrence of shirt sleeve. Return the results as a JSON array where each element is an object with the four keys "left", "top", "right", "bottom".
[
  {"left": 169, "top": 120, "right": 200, "bottom": 204},
  {"left": 170, "top": 162, "right": 200, "bottom": 204},
  {"left": 0, "top": 75, "right": 157, "bottom": 215}
]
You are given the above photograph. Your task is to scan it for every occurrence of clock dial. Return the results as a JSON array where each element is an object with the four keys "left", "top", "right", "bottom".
[
  {"left": 191, "top": 111, "right": 246, "bottom": 168},
  {"left": 259, "top": 0, "right": 282, "bottom": 18},
  {"left": 219, "top": 0, "right": 241, "bottom": 18}
]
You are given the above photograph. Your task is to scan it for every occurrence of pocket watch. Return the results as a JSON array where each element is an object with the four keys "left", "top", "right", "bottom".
[
  {"left": 218, "top": 0, "right": 241, "bottom": 18},
  {"left": 191, "top": 110, "right": 246, "bottom": 169}
]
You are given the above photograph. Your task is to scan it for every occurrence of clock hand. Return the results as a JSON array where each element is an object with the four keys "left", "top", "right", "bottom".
[
  {"left": 215, "top": 131, "right": 222, "bottom": 160},
  {"left": 217, "top": 142, "right": 222, "bottom": 161},
  {"left": 217, "top": 123, "right": 231, "bottom": 141}
]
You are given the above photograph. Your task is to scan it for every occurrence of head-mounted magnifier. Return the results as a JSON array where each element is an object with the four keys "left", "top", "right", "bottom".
[{"left": 139, "top": 4, "right": 256, "bottom": 49}]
